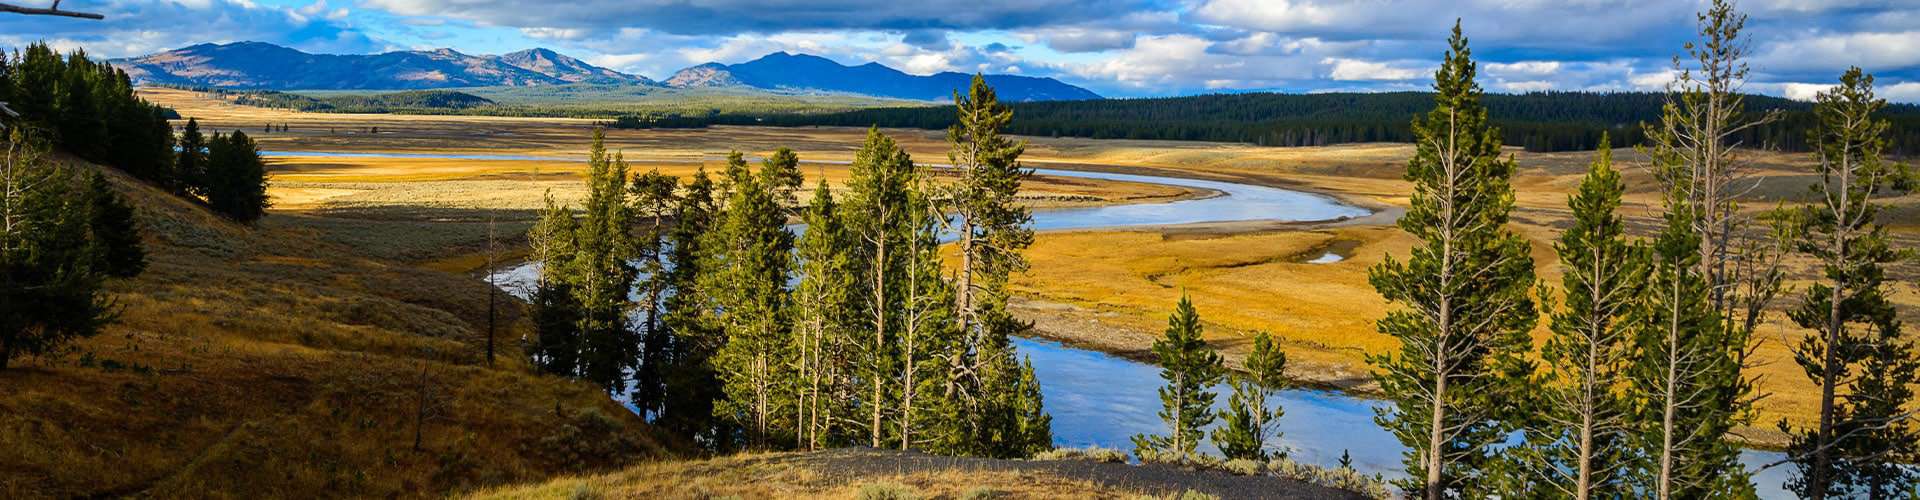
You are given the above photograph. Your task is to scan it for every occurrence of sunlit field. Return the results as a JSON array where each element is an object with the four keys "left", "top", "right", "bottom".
[{"left": 141, "top": 87, "right": 1920, "bottom": 448}]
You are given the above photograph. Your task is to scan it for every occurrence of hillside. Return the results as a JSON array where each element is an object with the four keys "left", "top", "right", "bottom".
[
  {"left": 0, "top": 155, "right": 680, "bottom": 497},
  {"left": 666, "top": 51, "right": 1102, "bottom": 102},
  {"left": 115, "top": 42, "right": 1099, "bottom": 102},
  {"left": 114, "top": 42, "right": 647, "bottom": 90},
  {"left": 470, "top": 448, "right": 1368, "bottom": 499}
]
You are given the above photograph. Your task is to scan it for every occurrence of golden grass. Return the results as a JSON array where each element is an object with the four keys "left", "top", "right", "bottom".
[
  {"left": 465, "top": 452, "right": 1151, "bottom": 499},
  {"left": 0, "top": 158, "right": 679, "bottom": 498},
  {"left": 145, "top": 87, "right": 1920, "bottom": 447}
]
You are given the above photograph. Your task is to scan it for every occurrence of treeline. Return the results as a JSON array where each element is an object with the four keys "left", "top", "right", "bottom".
[
  {"left": 525, "top": 78, "right": 1051, "bottom": 457},
  {"left": 220, "top": 88, "right": 495, "bottom": 113},
  {"left": 725, "top": 90, "right": 1920, "bottom": 154},
  {"left": 1355, "top": 10, "right": 1919, "bottom": 500},
  {"left": 4, "top": 44, "right": 270, "bottom": 223}
]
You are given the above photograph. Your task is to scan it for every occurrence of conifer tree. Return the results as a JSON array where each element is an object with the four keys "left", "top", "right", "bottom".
[
  {"left": 1510, "top": 137, "right": 1641, "bottom": 499},
  {"left": 1132, "top": 295, "right": 1223, "bottom": 463},
  {"left": 1, "top": 128, "right": 110, "bottom": 371},
  {"left": 894, "top": 164, "right": 958, "bottom": 451},
  {"left": 204, "top": 130, "right": 269, "bottom": 223},
  {"left": 527, "top": 193, "right": 581, "bottom": 376},
  {"left": 1780, "top": 67, "right": 1919, "bottom": 500},
  {"left": 942, "top": 74, "right": 1049, "bottom": 459},
  {"left": 792, "top": 178, "right": 857, "bottom": 450},
  {"left": 570, "top": 130, "right": 638, "bottom": 394},
  {"left": 705, "top": 151, "right": 798, "bottom": 447},
  {"left": 1011, "top": 355, "right": 1052, "bottom": 456},
  {"left": 1214, "top": 331, "right": 1288, "bottom": 461},
  {"left": 1632, "top": 2, "right": 1783, "bottom": 496},
  {"left": 629, "top": 168, "right": 679, "bottom": 417},
  {"left": 1367, "top": 22, "right": 1538, "bottom": 500},
  {"left": 659, "top": 167, "right": 728, "bottom": 446},
  {"left": 85, "top": 171, "right": 144, "bottom": 278},
  {"left": 175, "top": 118, "right": 207, "bottom": 196},
  {"left": 843, "top": 128, "right": 915, "bottom": 448},
  {"left": 1628, "top": 200, "right": 1750, "bottom": 499}
]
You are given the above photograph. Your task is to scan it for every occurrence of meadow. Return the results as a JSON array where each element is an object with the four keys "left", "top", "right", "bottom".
[{"left": 140, "top": 87, "right": 1920, "bottom": 448}]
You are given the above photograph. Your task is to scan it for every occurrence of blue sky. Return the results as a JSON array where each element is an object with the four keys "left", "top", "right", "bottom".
[{"left": 6, "top": 0, "right": 1920, "bottom": 101}]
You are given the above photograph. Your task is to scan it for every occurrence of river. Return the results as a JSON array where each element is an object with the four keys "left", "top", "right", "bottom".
[{"left": 266, "top": 150, "right": 1793, "bottom": 497}]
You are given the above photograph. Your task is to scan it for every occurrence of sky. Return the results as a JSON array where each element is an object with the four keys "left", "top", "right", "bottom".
[{"left": 5, "top": 0, "right": 1920, "bottom": 102}]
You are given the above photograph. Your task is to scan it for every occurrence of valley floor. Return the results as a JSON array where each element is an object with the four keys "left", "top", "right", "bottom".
[
  {"left": 138, "top": 87, "right": 1920, "bottom": 450},
  {"left": 469, "top": 448, "right": 1363, "bottom": 500}
]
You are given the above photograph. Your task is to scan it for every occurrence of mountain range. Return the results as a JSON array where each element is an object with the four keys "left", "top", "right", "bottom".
[{"left": 114, "top": 42, "right": 1099, "bottom": 102}]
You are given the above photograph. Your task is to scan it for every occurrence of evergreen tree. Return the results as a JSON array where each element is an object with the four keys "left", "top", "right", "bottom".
[
  {"left": 704, "top": 150, "right": 798, "bottom": 447},
  {"left": 629, "top": 168, "right": 679, "bottom": 418},
  {"left": 1213, "top": 331, "right": 1288, "bottom": 461},
  {"left": 942, "top": 75, "right": 1049, "bottom": 459},
  {"left": 52, "top": 50, "right": 104, "bottom": 161},
  {"left": 1131, "top": 295, "right": 1224, "bottom": 463},
  {"left": 1011, "top": 355, "right": 1052, "bottom": 457},
  {"left": 1780, "top": 68, "right": 1919, "bottom": 500},
  {"left": 203, "top": 130, "right": 269, "bottom": 223},
  {"left": 1628, "top": 201, "right": 1751, "bottom": 499},
  {"left": 791, "top": 179, "right": 858, "bottom": 450},
  {"left": 527, "top": 193, "right": 581, "bottom": 376},
  {"left": 570, "top": 130, "right": 639, "bottom": 394},
  {"left": 842, "top": 128, "right": 915, "bottom": 448},
  {"left": 85, "top": 171, "right": 144, "bottom": 278},
  {"left": 1, "top": 128, "right": 111, "bottom": 371},
  {"left": 896, "top": 165, "right": 958, "bottom": 451},
  {"left": 1632, "top": 2, "right": 1781, "bottom": 496},
  {"left": 176, "top": 118, "right": 207, "bottom": 196},
  {"left": 658, "top": 167, "right": 728, "bottom": 447},
  {"left": 1509, "top": 137, "right": 1641, "bottom": 499},
  {"left": 1366, "top": 22, "right": 1538, "bottom": 500}
]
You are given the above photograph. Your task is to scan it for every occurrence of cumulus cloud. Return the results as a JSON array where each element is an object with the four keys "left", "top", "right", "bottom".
[
  {"left": 361, "top": 0, "right": 1153, "bottom": 37},
  {"left": 1325, "top": 58, "right": 1425, "bottom": 81},
  {"left": 1753, "top": 31, "right": 1920, "bottom": 76},
  {"left": 0, "top": 0, "right": 384, "bottom": 58},
  {"left": 1039, "top": 29, "right": 1136, "bottom": 53}
]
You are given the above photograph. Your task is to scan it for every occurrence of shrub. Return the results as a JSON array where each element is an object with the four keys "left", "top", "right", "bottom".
[
  {"left": 855, "top": 482, "right": 919, "bottom": 500},
  {"left": 1031, "top": 446, "right": 1128, "bottom": 463},
  {"left": 1221, "top": 458, "right": 1263, "bottom": 476}
]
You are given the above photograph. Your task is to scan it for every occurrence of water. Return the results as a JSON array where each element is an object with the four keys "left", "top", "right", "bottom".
[{"left": 415, "top": 148, "right": 1790, "bottom": 497}]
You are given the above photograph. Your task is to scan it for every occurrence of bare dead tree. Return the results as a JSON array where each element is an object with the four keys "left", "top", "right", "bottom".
[
  {"left": 0, "top": 1, "right": 104, "bottom": 19},
  {"left": 485, "top": 214, "right": 499, "bottom": 367}
]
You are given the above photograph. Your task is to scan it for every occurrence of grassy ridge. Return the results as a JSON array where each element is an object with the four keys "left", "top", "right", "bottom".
[
  {"left": 197, "top": 83, "right": 932, "bottom": 119},
  {"left": 0, "top": 157, "right": 680, "bottom": 498}
]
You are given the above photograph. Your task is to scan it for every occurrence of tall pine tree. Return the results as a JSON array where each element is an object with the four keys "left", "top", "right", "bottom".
[
  {"left": 1132, "top": 295, "right": 1224, "bottom": 464},
  {"left": 1366, "top": 22, "right": 1538, "bottom": 499},
  {"left": 1213, "top": 331, "right": 1288, "bottom": 461},
  {"left": 843, "top": 128, "right": 915, "bottom": 448},
  {"left": 1781, "top": 67, "right": 1919, "bottom": 500},
  {"left": 705, "top": 150, "right": 799, "bottom": 447},
  {"left": 791, "top": 178, "right": 858, "bottom": 450},
  {"left": 1508, "top": 137, "right": 1642, "bottom": 499},
  {"left": 1, "top": 128, "right": 111, "bottom": 371}
]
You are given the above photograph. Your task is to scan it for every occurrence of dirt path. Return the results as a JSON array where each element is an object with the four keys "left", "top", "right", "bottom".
[{"left": 794, "top": 448, "right": 1366, "bottom": 499}]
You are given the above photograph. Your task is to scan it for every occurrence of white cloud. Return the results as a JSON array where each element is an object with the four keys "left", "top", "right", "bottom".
[
  {"left": 1325, "top": 58, "right": 1424, "bottom": 81},
  {"left": 1754, "top": 31, "right": 1920, "bottom": 75},
  {"left": 1486, "top": 61, "right": 1561, "bottom": 76},
  {"left": 1883, "top": 81, "right": 1920, "bottom": 103}
]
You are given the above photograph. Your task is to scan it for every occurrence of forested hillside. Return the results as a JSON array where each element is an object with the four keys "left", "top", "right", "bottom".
[{"left": 728, "top": 91, "right": 1920, "bottom": 154}]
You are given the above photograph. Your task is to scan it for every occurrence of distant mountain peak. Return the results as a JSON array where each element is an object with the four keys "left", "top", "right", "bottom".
[
  {"left": 664, "top": 51, "right": 1100, "bottom": 102},
  {"left": 114, "top": 41, "right": 653, "bottom": 89}
]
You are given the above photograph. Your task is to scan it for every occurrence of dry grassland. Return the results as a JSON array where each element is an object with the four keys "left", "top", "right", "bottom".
[
  {"left": 142, "top": 88, "right": 1920, "bottom": 447},
  {"left": 0, "top": 159, "right": 678, "bottom": 498}
]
